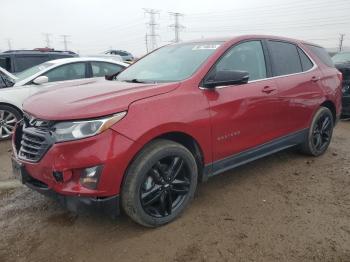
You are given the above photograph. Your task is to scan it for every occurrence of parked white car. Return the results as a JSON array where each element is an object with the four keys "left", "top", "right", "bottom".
[{"left": 0, "top": 57, "right": 128, "bottom": 140}]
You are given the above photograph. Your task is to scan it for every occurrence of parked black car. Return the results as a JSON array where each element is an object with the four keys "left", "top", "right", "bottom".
[
  {"left": 0, "top": 49, "right": 77, "bottom": 74},
  {"left": 332, "top": 52, "right": 350, "bottom": 117},
  {"left": 332, "top": 52, "right": 350, "bottom": 118}
]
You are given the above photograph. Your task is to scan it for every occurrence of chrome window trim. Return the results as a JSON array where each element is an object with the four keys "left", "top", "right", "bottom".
[{"left": 199, "top": 44, "right": 317, "bottom": 90}]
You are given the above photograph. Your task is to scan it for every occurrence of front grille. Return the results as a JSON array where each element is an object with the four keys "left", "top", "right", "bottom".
[{"left": 16, "top": 114, "right": 55, "bottom": 162}]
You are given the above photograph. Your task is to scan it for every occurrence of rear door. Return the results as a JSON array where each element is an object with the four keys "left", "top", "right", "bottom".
[
  {"left": 266, "top": 40, "right": 323, "bottom": 135},
  {"left": 203, "top": 40, "right": 280, "bottom": 161},
  {"left": 90, "top": 61, "right": 124, "bottom": 78}
]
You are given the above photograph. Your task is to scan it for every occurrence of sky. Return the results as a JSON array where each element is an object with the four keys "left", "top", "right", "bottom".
[{"left": 1, "top": 0, "right": 349, "bottom": 56}]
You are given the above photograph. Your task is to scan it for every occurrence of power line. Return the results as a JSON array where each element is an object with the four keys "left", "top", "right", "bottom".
[
  {"left": 188, "top": 0, "right": 349, "bottom": 17},
  {"left": 60, "top": 35, "right": 71, "bottom": 51},
  {"left": 339, "top": 34, "right": 345, "bottom": 52},
  {"left": 143, "top": 8, "right": 160, "bottom": 52},
  {"left": 169, "top": 12, "right": 185, "bottom": 43},
  {"left": 43, "top": 33, "right": 52, "bottom": 48}
]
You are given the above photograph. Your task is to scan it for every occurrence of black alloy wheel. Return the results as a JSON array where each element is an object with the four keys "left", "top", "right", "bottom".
[
  {"left": 140, "top": 156, "right": 191, "bottom": 218},
  {"left": 312, "top": 113, "right": 332, "bottom": 152},
  {"left": 122, "top": 139, "right": 198, "bottom": 227},
  {"left": 300, "top": 107, "right": 334, "bottom": 156}
]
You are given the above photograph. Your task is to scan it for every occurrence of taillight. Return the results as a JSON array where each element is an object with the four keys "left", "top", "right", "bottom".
[{"left": 338, "top": 71, "right": 343, "bottom": 82}]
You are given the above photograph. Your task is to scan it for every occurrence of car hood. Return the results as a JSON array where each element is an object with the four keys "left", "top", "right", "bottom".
[{"left": 23, "top": 80, "right": 179, "bottom": 120}]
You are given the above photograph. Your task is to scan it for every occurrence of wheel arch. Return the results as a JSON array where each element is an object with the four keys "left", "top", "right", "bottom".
[
  {"left": 121, "top": 130, "right": 207, "bottom": 191},
  {"left": 0, "top": 102, "right": 23, "bottom": 116},
  {"left": 320, "top": 100, "right": 336, "bottom": 123},
  {"left": 156, "top": 131, "right": 205, "bottom": 182}
]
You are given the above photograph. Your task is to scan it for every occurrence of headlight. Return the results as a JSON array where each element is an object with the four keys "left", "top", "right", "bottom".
[{"left": 52, "top": 112, "right": 126, "bottom": 142}]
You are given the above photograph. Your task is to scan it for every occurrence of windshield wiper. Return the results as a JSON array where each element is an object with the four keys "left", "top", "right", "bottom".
[{"left": 123, "top": 79, "right": 150, "bottom": 84}]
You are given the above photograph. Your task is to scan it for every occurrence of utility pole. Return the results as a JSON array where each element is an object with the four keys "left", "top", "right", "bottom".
[
  {"left": 145, "top": 33, "right": 149, "bottom": 53},
  {"left": 143, "top": 8, "right": 160, "bottom": 52},
  {"left": 339, "top": 34, "right": 345, "bottom": 52},
  {"left": 169, "top": 12, "right": 185, "bottom": 43},
  {"left": 60, "top": 35, "right": 71, "bottom": 51},
  {"left": 43, "top": 33, "right": 52, "bottom": 48},
  {"left": 6, "top": 38, "right": 12, "bottom": 50}
]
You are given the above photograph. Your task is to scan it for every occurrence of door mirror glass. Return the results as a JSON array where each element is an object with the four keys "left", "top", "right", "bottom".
[
  {"left": 33, "top": 76, "right": 49, "bottom": 85},
  {"left": 204, "top": 70, "right": 249, "bottom": 88}
]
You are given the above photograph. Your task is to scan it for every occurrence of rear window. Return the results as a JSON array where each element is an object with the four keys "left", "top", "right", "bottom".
[
  {"left": 268, "top": 41, "right": 302, "bottom": 76},
  {"left": 305, "top": 44, "right": 334, "bottom": 68}
]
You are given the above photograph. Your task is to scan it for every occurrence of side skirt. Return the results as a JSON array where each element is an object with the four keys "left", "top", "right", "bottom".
[{"left": 203, "top": 129, "right": 308, "bottom": 180}]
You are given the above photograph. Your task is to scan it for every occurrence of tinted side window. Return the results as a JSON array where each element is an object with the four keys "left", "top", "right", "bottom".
[
  {"left": 305, "top": 44, "right": 334, "bottom": 68},
  {"left": 297, "top": 47, "right": 313, "bottom": 71},
  {"left": 43, "top": 63, "right": 86, "bottom": 82},
  {"left": 91, "top": 62, "right": 123, "bottom": 77},
  {"left": 0, "top": 57, "right": 12, "bottom": 72},
  {"left": 0, "top": 75, "right": 6, "bottom": 88},
  {"left": 14, "top": 56, "right": 50, "bottom": 72},
  {"left": 268, "top": 41, "right": 302, "bottom": 76},
  {"left": 214, "top": 41, "right": 267, "bottom": 81},
  {"left": 50, "top": 54, "right": 73, "bottom": 60}
]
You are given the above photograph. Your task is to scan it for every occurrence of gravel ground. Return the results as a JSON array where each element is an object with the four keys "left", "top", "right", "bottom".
[{"left": 0, "top": 121, "right": 349, "bottom": 262}]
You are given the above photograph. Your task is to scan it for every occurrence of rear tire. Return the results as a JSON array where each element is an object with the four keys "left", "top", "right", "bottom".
[
  {"left": 121, "top": 139, "right": 198, "bottom": 227},
  {"left": 0, "top": 105, "right": 22, "bottom": 141},
  {"left": 300, "top": 107, "right": 334, "bottom": 156}
]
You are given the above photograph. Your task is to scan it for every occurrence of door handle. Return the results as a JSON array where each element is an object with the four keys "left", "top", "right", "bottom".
[
  {"left": 311, "top": 76, "right": 320, "bottom": 82},
  {"left": 262, "top": 86, "right": 276, "bottom": 94}
]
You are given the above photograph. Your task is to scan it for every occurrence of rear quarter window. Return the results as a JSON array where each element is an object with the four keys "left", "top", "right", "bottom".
[
  {"left": 305, "top": 44, "right": 334, "bottom": 68},
  {"left": 297, "top": 47, "right": 314, "bottom": 71}
]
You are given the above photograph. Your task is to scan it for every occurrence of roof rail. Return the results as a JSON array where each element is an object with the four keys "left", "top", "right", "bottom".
[{"left": 2, "top": 49, "right": 77, "bottom": 55}]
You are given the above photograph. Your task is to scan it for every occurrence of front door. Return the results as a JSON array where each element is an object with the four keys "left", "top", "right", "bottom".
[{"left": 203, "top": 40, "right": 280, "bottom": 161}]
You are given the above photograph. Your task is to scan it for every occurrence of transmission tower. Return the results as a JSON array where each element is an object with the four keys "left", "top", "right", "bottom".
[
  {"left": 169, "top": 12, "right": 185, "bottom": 43},
  {"left": 43, "top": 33, "right": 52, "bottom": 48},
  {"left": 60, "top": 35, "right": 71, "bottom": 51},
  {"left": 143, "top": 8, "right": 160, "bottom": 52},
  {"left": 6, "top": 38, "right": 12, "bottom": 50},
  {"left": 339, "top": 34, "right": 345, "bottom": 52}
]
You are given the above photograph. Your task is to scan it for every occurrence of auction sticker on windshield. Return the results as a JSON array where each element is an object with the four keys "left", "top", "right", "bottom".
[{"left": 192, "top": 44, "right": 221, "bottom": 50}]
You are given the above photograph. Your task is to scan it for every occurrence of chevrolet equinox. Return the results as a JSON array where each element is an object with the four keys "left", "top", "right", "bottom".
[{"left": 12, "top": 35, "right": 342, "bottom": 227}]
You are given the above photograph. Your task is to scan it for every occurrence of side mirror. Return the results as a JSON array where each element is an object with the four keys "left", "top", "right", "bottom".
[
  {"left": 33, "top": 76, "right": 49, "bottom": 85},
  {"left": 204, "top": 70, "right": 249, "bottom": 88}
]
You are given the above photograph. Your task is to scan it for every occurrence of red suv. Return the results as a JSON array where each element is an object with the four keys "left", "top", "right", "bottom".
[{"left": 12, "top": 35, "right": 342, "bottom": 227}]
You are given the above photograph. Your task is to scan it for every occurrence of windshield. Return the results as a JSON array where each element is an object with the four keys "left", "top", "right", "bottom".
[
  {"left": 117, "top": 42, "right": 223, "bottom": 83},
  {"left": 332, "top": 52, "right": 350, "bottom": 64},
  {"left": 16, "top": 62, "right": 54, "bottom": 82}
]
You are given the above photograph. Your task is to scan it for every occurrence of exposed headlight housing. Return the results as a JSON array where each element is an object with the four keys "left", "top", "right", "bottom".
[{"left": 52, "top": 112, "right": 126, "bottom": 142}]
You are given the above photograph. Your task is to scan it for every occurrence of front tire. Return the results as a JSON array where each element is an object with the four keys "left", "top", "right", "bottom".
[
  {"left": 0, "top": 105, "right": 22, "bottom": 141},
  {"left": 121, "top": 139, "right": 198, "bottom": 227},
  {"left": 300, "top": 107, "right": 334, "bottom": 156}
]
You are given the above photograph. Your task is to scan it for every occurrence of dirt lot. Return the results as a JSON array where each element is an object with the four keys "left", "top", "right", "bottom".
[{"left": 0, "top": 122, "right": 349, "bottom": 262}]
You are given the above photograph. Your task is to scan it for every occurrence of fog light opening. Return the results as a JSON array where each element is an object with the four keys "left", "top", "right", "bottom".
[
  {"left": 53, "top": 171, "right": 64, "bottom": 183},
  {"left": 80, "top": 165, "right": 103, "bottom": 190}
]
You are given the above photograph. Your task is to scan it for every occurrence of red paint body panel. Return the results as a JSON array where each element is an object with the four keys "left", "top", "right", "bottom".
[
  {"left": 23, "top": 80, "right": 179, "bottom": 120},
  {"left": 16, "top": 35, "right": 342, "bottom": 198}
]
